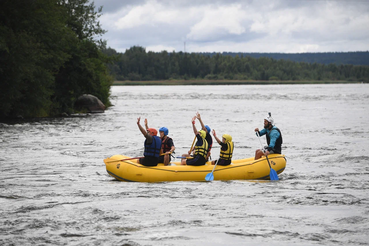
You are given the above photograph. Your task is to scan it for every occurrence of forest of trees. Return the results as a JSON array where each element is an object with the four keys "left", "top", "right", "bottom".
[
  {"left": 0, "top": 0, "right": 113, "bottom": 119},
  {"left": 103, "top": 47, "right": 369, "bottom": 82},
  {"left": 205, "top": 51, "right": 369, "bottom": 66}
]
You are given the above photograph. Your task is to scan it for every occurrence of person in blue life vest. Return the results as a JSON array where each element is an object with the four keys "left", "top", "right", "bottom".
[
  {"left": 254, "top": 113, "right": 283, "bottom": 160},
  {"left": 136, "top": 117, "right": 161, "bottom": 166},
  {"left": 195, "top": 112, "right": 213, "bottom": 161},
  {"left": 211, "top": 130, "right": 234, "bottom": 166},
  {"left": 144, "top": 119, "right": 175, "bottom": 166},
  {"left": 181, "top": 116, "right": 209, "bottom": 166}
]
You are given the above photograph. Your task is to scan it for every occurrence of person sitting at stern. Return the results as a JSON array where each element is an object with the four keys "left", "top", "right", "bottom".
[{"left": 254, "top": 113, "right": 283, "bottom": 160}]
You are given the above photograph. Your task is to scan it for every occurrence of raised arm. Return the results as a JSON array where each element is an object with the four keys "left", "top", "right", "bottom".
[
  {"left": 137, "top": 117, "right": 147, "bottom": 136},
  {"left": 192, "top": 116, "right": 198, "bottom": 135},
  {"left": 196, "top": 112, "right": 206, "bottom": 131},
  {"left": 144, "top": 118, "right": 149, "bottom": 131},
  {"left": 212, "top": 129, "right": 221, "bottom": 144}
]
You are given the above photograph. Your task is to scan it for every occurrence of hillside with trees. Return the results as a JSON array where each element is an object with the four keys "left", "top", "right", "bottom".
[
  {"left": 103, "top": 47, "right": 369, "bottom": 83},
  {"left": 0, "top": 0, "right": 113, "bottom": 119}
]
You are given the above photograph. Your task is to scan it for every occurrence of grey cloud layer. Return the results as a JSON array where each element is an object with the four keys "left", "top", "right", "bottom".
[{"left": 92, "top": 0, "right": 369, "bottom": 53}]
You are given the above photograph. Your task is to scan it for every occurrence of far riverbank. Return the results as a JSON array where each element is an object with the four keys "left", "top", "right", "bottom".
[{"left": 113, "top": 79, "right": 365, "bottom": 86}]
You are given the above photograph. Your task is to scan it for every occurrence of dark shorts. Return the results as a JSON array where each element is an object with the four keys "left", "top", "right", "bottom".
[
  {"left": 186, "top": 155, "right": 206, "bottom": 166},
  {"left": 158, "top": 155, "right": 171, "bottom": 163},
  {"left": 268, "top": 149, "right": 281, "bottom": 154},
  {"left": 139, "top": 156, "right": 159, "bottom": 166},
  {"left": 264, "top": 148, "right": 281, "bottom": 155},
  {"left": 216, "top": 159, "right": 231, "bottom": 166}
]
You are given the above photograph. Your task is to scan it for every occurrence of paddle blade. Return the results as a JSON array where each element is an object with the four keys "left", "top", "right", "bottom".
[
  {"left": 269, "top": 168, "right": 279, "bottom": 181},
  {"left": 205, "top": 173, "right": 214, "bottom": 181}
]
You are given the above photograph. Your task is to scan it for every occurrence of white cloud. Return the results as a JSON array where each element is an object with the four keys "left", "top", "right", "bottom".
[
  {"left": 186, "top": 4, "right": 246, "bottom": 41},
  {"left": 114, "top": 2, "right": 155, "bottom": 29},
  {"left": 114, "top": 0, "right": 189, "bottom": 29},
  {"left": 96, "top": 0, "right": 369, "bottom": 53}
]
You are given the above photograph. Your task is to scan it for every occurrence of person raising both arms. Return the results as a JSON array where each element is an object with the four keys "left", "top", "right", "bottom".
[
  {"left": 195, "top": 112, "right": 213, "bottom": 161},
  {"left": 211, "top": 130, "right": 234, "bottom": 166},
  {"left": 144, "top": 119, "right": 175, "bottom": 166},
  {"left": 181, "top": 116, "right": 209, "bottom": 166},
  {"left": 136, "top": 117, "right": 162, "bottom": 166},
  {"left": 254, "top": 113, "right": 283, "bottom": 160}
]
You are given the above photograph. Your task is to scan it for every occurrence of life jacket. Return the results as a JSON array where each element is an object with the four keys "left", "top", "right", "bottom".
[
  {"left": 161, "top": 136, "right": 172, "bottom": 153},
  {"left": 144, "top": 136, "right": 161, "bottom": 157},
  {"left": 266, "top": 126, "right": 283, "bottom": 154},
  {"left": 194, "top": 137, "right": 208, "bottom": 158},
  {"left": 220, "top": 142, "right": 234, "bottom": 160}
]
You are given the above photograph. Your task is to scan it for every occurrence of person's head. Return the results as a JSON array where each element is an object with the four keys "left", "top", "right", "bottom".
[
  {"left": 199, "top": 130, "right": 206, "bottom": 139},
  {"left": 222, "top": 134, "right": 232, "bottom": 143},
  {"left": 147, "top": 128, "right": 158, "bottom": 136},
  {"left": 159, "top": 127, "right": 168, "bottom": 137},
  {"left": 205, "top": 125, "right": 211, "bottom": 134},
  {"left": 264, "top": 112, "right": 274, "bottom": 129}
]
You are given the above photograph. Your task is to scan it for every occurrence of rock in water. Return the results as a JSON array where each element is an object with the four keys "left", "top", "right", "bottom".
[{"left": 74, "top": 94, "right": 105, "bottom": 113}]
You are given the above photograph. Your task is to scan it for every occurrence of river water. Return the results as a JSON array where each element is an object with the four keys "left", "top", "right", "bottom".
[{"left": 1, "top": 84, "right": 368, "bottom": 245}]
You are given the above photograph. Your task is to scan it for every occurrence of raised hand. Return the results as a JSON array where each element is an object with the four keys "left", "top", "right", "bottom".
[
  {"left": 192, "top": 116, "right": 196, "bottom": 124},
  {"left": 144, "top": 118, "right": 148, "bottom": 129}
]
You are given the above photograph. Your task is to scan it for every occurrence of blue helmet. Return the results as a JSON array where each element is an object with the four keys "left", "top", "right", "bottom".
[
  {"left": 159, "top": 127, "right": 169, "bottom": 136},
  {"left": 205, "top": 125, "right": 211, "bottom": 133}
]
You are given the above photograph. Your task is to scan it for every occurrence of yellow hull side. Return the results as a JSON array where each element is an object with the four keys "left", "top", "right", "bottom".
[{"left": 104, "top": 154, "right": 286, "bottom": 182}]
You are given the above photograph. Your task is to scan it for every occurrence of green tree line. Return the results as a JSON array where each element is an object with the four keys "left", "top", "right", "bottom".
[
  {"left": 103, "top": 46, "right": 369, "bottom": 82},
  {"left": 207, "top": 51, "right": 369, "bottom": 66},
  {"left": 0, "top": 0, "right": 113, "bottom": 119}
]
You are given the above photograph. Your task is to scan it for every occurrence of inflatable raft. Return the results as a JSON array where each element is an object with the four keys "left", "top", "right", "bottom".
[{"left": 104, "top": 154, "right": 286, "bottom": 182}]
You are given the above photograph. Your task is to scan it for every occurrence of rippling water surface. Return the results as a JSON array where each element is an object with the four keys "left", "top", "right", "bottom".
[{"left": 1, "top": 84, "right": 369, "bottom": 245}]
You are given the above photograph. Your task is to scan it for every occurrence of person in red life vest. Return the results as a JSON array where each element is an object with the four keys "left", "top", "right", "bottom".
[
  {"left": 254, "top": 113, "right": 283, "bottom": 160},
  {"left": 158, "top": 127, "right": 175, "bottom": 165},
  {"left": 211, "top": 130, "right": 234, "bottom": 166},
  {"left": 136, "top": 117, "right": 161, "bottom": 166},
  {"left": 195, "top": 112, "right": 213, "bottom": 161},
  {"left": 181, "top": 116, "right": 209, "bottom": 166},
  {"left": 143, "top": 118, "right": 175, "bottom": 166}
]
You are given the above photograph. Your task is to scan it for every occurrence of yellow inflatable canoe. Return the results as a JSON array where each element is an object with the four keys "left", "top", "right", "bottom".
[{"left": 104, "top": 154, "right": 286, "bottom": 182}]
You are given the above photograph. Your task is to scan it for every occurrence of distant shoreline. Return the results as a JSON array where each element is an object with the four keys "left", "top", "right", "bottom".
[{"left": 113, "top": 80, "right": 364, "bottom": 86}]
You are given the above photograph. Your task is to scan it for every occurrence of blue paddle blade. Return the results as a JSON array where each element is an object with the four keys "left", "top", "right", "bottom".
[
  {"left": 269, "top": 168, "right": 279, "bottom": 181},
  {"left": 205, "top": 173, "right": 214, "bottom": 181}
]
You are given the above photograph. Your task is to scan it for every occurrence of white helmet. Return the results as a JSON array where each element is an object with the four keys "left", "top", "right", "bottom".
[{"left": 264, "top": 112, "right": 274, "bottom": 125}]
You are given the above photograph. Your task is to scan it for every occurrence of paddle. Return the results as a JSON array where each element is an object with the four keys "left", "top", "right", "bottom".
[
  {"left": 189, "top": 135, "right": 196, "bottom": 153},
  {"left": 105, "top": 152, "right": 170, "bottom": 163},
  {"left": 256, "top": 132, "right": 279, "bottom": 181},
  {"left": 205, "top": 159, "right": 219, "bottom": 181},
  {"left": 105, "top": 157, "right": 144, "bottom": 163},
  {"left": 175, "top": 135, "right": 197, "bottom": 162}
]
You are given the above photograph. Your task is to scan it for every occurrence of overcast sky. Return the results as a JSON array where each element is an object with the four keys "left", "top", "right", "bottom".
[{"left": 92, "top": 0, "right": 369, "bottom": 54}]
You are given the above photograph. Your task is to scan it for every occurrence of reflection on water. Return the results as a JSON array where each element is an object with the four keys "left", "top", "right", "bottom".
[{"left": 1, "top": 84, "right": 369, "bottom": 245}]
